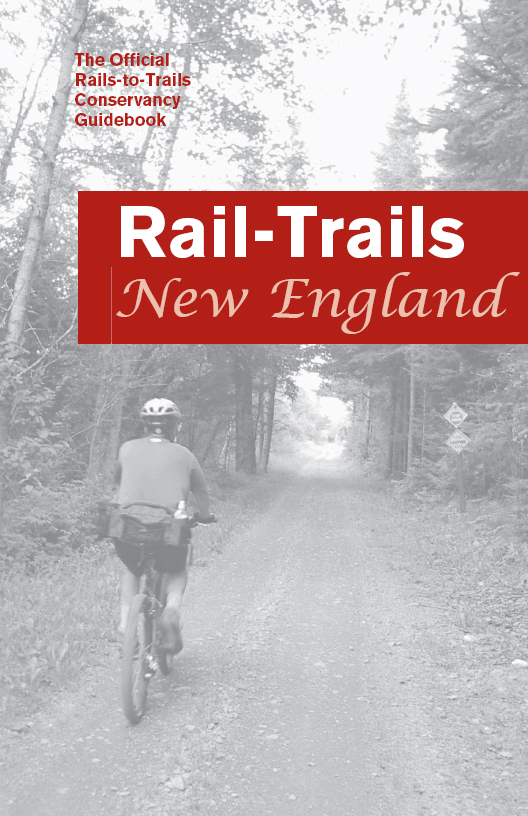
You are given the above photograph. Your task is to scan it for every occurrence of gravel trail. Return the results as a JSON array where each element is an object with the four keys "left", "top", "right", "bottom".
[{"left": 0, "top": 461, "right": 514, "bottom": 815}]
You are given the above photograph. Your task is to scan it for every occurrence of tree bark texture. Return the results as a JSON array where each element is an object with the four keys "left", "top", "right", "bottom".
[
  {"left": 391, "top": 364, "right": 407, "bottom": 478},
  {"left": 364, "top": 388, "right": 371, "bottom": 461},
  {"left": 86, "top": 346, "right": 113, "bottom": 481},
  {"left": 0, "top": 0, "right": 87, "bottom": 523},
  {"left": 233, "top": 354, "right": 257, "bottom": 475},
  {"left": 257, "top": 388, "right": 265, "bottom": 466},
  {"left": 406, "top": 347, "right": 415, "bottom": 476},
  {"left": 102, "top": 348, "right": 135, "bottom": 484},
  {"left": 401, "top": 366, "right": 410, "bottom": 475},
  {"left": 6, "top": 0, "right": 88, "bottom": 346},
  {"left": 261, "top": 373, "right": 277, "bottom": 473},
  {"left": 133, "top": 8, "right": 176, "bottom": 188},
  {"left": 386, "top": 371, "right": 398, "bottom": 477},
  {"left": 157, "top": 50, "right": 191, "bottom": 191},
  {"left": 0, "top": 34, "right": 60, "bottom": 192},
  {"left": 200, "top": 418, "right": 225, "bottom": 466},
  {"left": 219, "top": 421, "right": 233, "bottom": 470}
]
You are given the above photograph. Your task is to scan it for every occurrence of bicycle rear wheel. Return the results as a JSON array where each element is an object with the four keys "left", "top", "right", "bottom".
[{"left": 122, "top": 593, "right": 151, "bottom": 724}]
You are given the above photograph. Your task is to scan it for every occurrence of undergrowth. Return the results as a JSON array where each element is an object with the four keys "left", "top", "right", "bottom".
[
  {"left": 0, "top": 469, "right": 283, "bottom": 718},
  {"left": 0, "top": 547, "right": 118, "bottom": 716},
  {"left": 385, "top": 485, "right": 528, "bottom": 662}
]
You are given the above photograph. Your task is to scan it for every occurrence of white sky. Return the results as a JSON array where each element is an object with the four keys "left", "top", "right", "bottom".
[
  {"left": 296, "top": 371, "right": 349, "bottom": 424},
  {"left": 159, "top": 8, "right": 468, "bottom": 190},
  {"left": 295, "top": 15, "right": 460, "bottom": 189},
  {"left": 0, "top": 0, "right": 482, "bottom": 192},
  {"left": 296, "top": 371, "right": 321, "bottom": 391}
]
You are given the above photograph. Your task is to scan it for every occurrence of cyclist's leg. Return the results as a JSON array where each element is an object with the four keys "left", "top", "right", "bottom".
[
  {"left": 113, "top": 539, "right": 143, "bottom": 632},
  {"left": 155, "top": 542, "right": 189, "bottom": 652},
  {"left": 155, "top": 536, "right": 189, "bottom": 609},
  {"left": 158, "top": 569, "right": 186, "bottom": 653},
  {"left": 165, "top": 569, "right": 187, "bottom": 611},
  {"left": 120, "top": 569, "right": 140, "bottom": 633}
]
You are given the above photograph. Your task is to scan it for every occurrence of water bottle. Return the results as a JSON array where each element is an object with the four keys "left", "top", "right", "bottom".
[
  {"left": 170, "top": 501, "right": 187, "bottom": 548},
  {"left": 173, "top": 501, "right": 186, "bottom": 520}
]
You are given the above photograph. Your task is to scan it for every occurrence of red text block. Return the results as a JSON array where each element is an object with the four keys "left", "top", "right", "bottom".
[{"left": 78, "top": 191, "right": 527, "bottom": 343}]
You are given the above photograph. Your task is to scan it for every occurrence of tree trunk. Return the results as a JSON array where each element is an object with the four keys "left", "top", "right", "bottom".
[
  {"left": 5, "top": 0, "right": 88, "bottom": 346},
  {"left": 200, "top": 418, "right": 225, "bottom": 467},
  {"left": 262, "top": 373, "right": 277, "bottom": 473},
  {"left": 401, "top": 366, "right": 410, "bottom": 474},
  {"left": 386, "top": 371, "right": 398, "bottom": 477},
  {"left": 0, "top": 397, "right": 11, "bottom": 523},
  {"left": 394, "top": 364, "right": 407, "bottom": 477},
  {"left": 421, "top": 377, "right": 427, "bottom": 463},
  {"left": 364, "top": 388, "right": 371, "bottom": 460},
  {"left": 157, "top": 50, "right": 192, "bottom": 191},
  {"left": 233, "top": 353, "right": 257, "bottom": 475},
  {"left": 132, "top": 9, "right": 176, "bottom": 188},
  {"left": 102, "top": 348, "right": 135, "bottom": 484},
  {"left": 86, "top": 346, "right": 113, "bottom": 480},
  {"left": 255, "top": 386, "right": 264, "bottom": 449},
  {"left": 219, "top": 421, "right": 233, "bottom": 470},
  {"left": 406, "top": 347, "right": 415, "bottom": 476},
  {"left": 0, "top": 0, "right": 87, "bottom": 522},
  {"left": 0, "top": 33, "right": 60, "bottom": 192},
  {"left": 258, "top": 394, "right": 265, "bottom": 466}
]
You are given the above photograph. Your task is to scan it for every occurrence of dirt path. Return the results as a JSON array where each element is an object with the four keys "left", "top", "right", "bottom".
[{"left": 1, "top": 461, "right": 525, "bottom": 815}]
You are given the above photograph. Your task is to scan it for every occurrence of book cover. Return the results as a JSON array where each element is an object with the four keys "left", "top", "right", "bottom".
[{"left": 1, "top": 0, "right": 526, "bottom": 813}]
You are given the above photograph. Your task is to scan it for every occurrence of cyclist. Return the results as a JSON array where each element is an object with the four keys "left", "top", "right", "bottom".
[{"left": 114, "top": 398, "right": 213, "bottom": 654}]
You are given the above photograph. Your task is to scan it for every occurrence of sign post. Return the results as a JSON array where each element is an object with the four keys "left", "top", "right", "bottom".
[
  {"left": 456, "top": 453, "right": 466, "bottom": 514},
  {"left": 444, "top": 403, "right": 469, "bottom": 514}
]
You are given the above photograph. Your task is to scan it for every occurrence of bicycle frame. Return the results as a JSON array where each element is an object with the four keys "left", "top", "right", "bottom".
[
  {"left": 120, "top": 504, "right": 215, "bottom": 723},
  {"left": 137, "top": 549, "right": 166, "bottom": 679}
]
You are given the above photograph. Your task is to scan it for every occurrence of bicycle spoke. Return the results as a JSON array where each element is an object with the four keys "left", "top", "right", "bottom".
[{"left": 122, "top": 594, "right": 151, "bottom": 724}]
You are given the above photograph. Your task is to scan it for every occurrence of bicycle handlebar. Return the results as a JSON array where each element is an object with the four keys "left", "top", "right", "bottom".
[
  {"left": 190, "top": 512, "right": 217, "bottom": 527},
  {"left": 120, "top": 502, "right": 217, "bottom": 527}
]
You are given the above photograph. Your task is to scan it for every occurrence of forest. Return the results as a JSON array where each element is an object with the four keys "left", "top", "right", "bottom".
[
  {"left": 0, "top": 341, "right": 526, "bottom": 560},
  {"left": 1, "top": 0, "right": 527, "bottom": 561}
]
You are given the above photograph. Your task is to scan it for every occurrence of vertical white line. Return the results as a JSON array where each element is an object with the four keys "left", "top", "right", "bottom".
[
  {"left": 234, "top": 206, "right": 246, "bottom": 257},
  {"left": 110, "top": 267, "right": 113, "bottom": 345},
  {"left": 214, "top": 218, "right": 226, "bottom": 257},
  {"left": 412, "top": 206, "right": 424, "bottom": 257}
]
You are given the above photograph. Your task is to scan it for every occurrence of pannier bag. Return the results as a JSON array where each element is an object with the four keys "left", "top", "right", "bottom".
[{"left": 107, "top": 502, "right": 184, "bottom": 548}]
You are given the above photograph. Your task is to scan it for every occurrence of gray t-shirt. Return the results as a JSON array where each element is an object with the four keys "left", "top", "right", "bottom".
[{"left": 115, "top": 436, "right": 210, "bottom": 518}]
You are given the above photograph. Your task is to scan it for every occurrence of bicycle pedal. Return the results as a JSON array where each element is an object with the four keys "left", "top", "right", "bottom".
[{"left": 144, "top": 656, "right": 158, "bottom": 678}]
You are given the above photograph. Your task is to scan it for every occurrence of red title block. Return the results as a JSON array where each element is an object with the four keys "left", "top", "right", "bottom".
[{"left": 78, "top": 191, "right": 527, "bottom": 343}]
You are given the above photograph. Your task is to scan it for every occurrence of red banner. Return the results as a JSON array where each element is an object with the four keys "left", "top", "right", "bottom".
[{"left": 78, "top": 191, "right": 527, "bottom": 343}]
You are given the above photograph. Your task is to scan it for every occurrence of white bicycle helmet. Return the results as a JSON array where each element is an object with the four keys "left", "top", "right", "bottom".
[{"left": 140, "top": 398, "right": 182, "bottom": 421}]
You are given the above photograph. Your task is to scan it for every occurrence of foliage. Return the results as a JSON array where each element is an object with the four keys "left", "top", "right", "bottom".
[
  {"left": 0, "top": 547, "right": 118, "bottom": 711},
  {"left": 0, "top": 342, "right": 311, "bottom": 561},
  {"left": 2, "top": 482, "right": 101, "bottom": 561},
  {"left": 0, "top": 0, "right": 341, "bottom": 530},
  {"left": 373, "top": 83, "right": 426, "bottom": 191},
  {"left": 323, "top": 344, "right": 528, "bottom": 517},
  {"left": 427, "top": 0, "right": 528, "bottom": 190},
  {"left": 0, "top": 468, "right": 283, "bottom": 714}
]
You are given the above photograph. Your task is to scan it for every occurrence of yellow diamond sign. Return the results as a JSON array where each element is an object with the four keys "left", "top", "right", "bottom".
[
  {"left": 443, "top": 402, "right": 468, "bottom": 428},
  {"left": 445, "top": 429, "right": 470, "bottom": 454}
]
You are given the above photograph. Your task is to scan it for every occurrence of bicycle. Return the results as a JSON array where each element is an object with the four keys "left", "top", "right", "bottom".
[{"left": 120, "top": 503, "right": 216, "bottom": 725}]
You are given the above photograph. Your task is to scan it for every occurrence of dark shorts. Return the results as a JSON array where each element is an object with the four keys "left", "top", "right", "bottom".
[{"left": 114, "top": 532, "right": 190, "bottom": 577}]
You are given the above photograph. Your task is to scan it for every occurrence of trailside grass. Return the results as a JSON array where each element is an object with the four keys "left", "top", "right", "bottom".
[{"left": 0, "top": 470, "right": 283, "bottom": 717}]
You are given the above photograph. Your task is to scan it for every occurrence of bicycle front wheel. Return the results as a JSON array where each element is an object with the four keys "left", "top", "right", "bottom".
[{"left": 122, "top": 593, "right": 151, "bottom": 724}]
